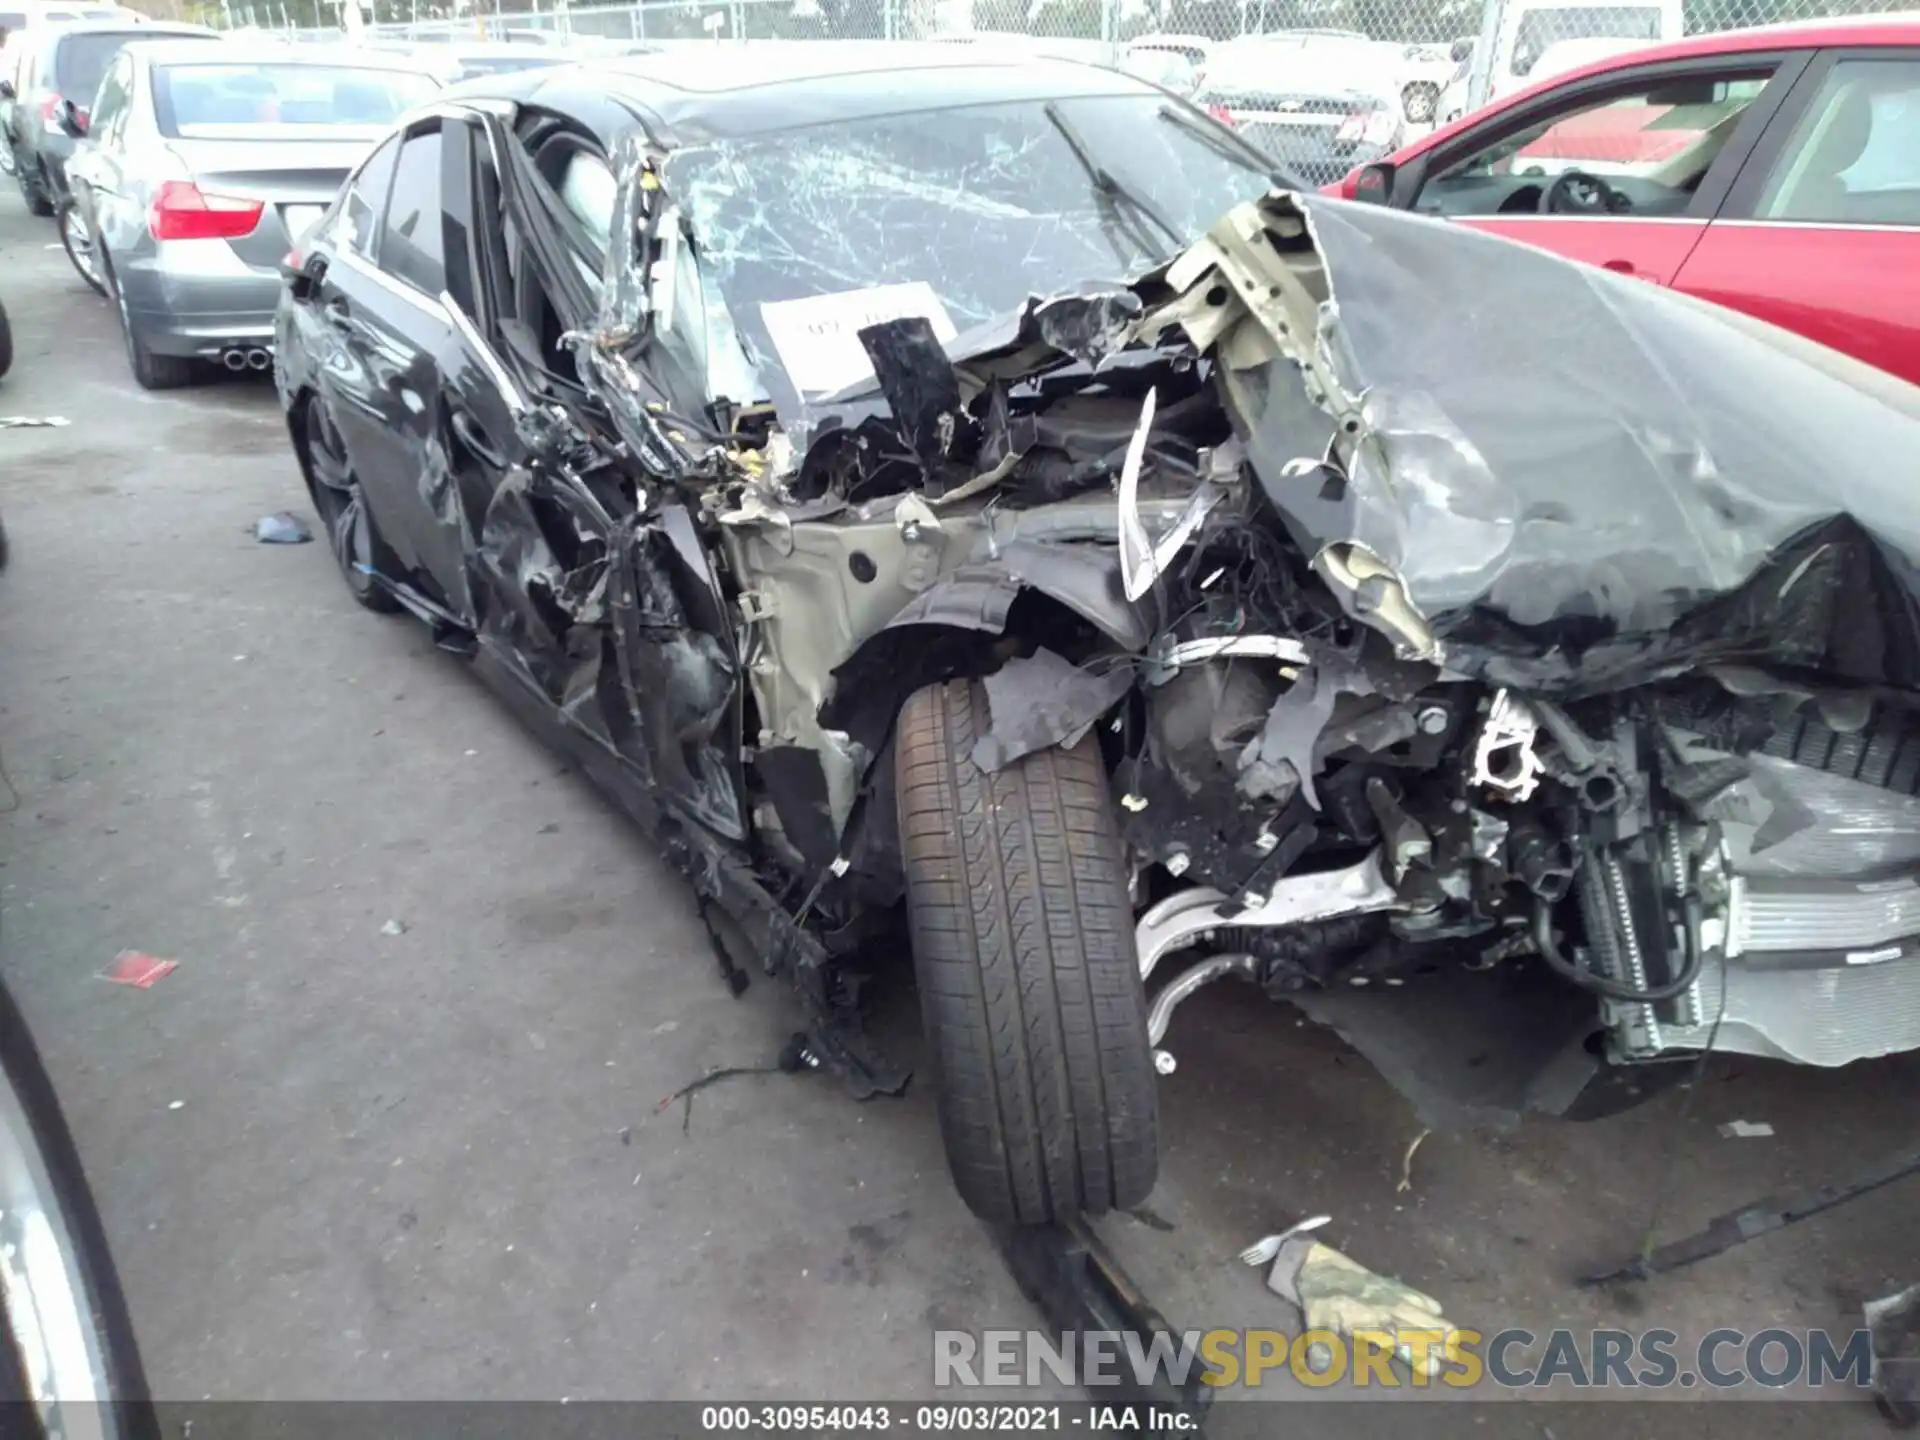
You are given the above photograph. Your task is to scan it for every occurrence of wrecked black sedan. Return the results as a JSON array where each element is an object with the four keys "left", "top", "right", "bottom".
[{"left": 276, "top": 44, "right": 1920, "bottom": 1229}]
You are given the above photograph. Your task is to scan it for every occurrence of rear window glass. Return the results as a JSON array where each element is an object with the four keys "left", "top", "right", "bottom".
[
  {"left": 52, "top": 29, "right": 150, "bottom": 98},
  {"left": 154, "top": 62, "right": 438, "bottom": 137}
]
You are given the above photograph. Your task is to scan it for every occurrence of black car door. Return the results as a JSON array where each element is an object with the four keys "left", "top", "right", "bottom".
[{"left": 309, "top": 116, "right": 518, "bottom": 629}]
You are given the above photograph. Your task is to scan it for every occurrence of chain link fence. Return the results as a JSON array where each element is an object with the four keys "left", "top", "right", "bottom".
[{"left": 207, "top": 0, "right": 1895, "bottom": 140}]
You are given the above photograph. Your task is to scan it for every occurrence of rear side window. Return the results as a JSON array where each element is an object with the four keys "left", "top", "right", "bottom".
[
  {"left": 344, "top": 133, "right": 399, "bottom": 259},
  {"left": 0, "top": 14, "right": 26, "bottom": 32},
  {"left": 87, "top": 51, "right": 130, "bottom": 136},
  {"left": 52, "top": 30, "right": 141, "bottom": 100},
  {"left": 380, "top": 128, "right": 445, "bottom": 294},
  {"left": 1755, "top": 58, "right": 1920, "bottom": 226}
]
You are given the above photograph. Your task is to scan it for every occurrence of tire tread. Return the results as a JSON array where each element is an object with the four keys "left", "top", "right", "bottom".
[{"left": 896, "top": 678, "right": 1157, "bottom": 1224}]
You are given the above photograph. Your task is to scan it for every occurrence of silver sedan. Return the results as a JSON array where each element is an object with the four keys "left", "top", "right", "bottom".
[{"left": 61, "top": 40, "right": 442, "bottom": 389}]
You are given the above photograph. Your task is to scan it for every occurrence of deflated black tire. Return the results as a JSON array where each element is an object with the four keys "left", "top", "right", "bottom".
[{"left": 896, "top": 678, "right": 1158, "bottom": 1225}]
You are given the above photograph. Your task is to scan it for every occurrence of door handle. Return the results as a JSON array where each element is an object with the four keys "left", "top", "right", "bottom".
[
  {"left": 450, "top": 408, "right": 505, "bottom": 468},
  {"left": 1602, "top": 259, "right": 1636, "bottom": 275}
]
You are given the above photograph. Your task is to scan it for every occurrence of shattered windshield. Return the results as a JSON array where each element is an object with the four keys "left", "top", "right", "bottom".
[{"left": 660, "top": 94, "right": 1277, "bottom": 408}]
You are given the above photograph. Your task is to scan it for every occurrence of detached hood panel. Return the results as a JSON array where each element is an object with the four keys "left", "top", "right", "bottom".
[{"left": 1166, "top": 193, "right": 1920, "bottom": 694}]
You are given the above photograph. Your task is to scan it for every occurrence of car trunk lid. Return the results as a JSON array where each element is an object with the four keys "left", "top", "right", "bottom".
[{"left": 165, "top": 136, "right": 367, "bottom": 268}]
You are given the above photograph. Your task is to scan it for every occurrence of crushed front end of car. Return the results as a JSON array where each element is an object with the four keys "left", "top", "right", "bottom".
[{"left": 536, "top": 128, "right": 1920, "bottom": 1220}]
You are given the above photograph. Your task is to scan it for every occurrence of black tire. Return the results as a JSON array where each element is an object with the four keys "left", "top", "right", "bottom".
[
  {"left": 20, "top": 161, "right": 52, "bottom": 217},
  {"left": 896, "top": 677, "right": 1159, "bottom": 1225},
  {"left": 58, "top": 201, "right": 106, "bottom": 297},
  {"left": 301, "top": 395, "right": 402, "bottom": 614},
  {"left": 105, "top": 254, "right": 195, "bottom": 391},
  {"left": 0, "top": 296, "right": 11, "bottom": 382}
]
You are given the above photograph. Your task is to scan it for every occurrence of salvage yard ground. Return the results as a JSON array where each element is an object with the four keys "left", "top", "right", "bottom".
[{"left": 0, "top": 185, "right": 1914, "bottom": 1432}]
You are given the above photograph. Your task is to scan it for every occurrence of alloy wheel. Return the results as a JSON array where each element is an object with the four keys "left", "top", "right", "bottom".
[
  {"left": 59, "top": 207, "right": 102, "bottom": 293},
  {"left": 305, "top": 400, "right": 390, "bottom": 608}
]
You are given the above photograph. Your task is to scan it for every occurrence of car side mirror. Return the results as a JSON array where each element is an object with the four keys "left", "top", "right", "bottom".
[
  {"left": 51, "top": 97, "right": 85, "bottom": 136},
  {"left": 1448, "top": 38, "right": 1472, "bottom": 63},
  {"left": 0, "top": 79, "right": 15, "bottom": 101},
  {"left": 1351, "top": 161, "right": 1395, "bottom": 204}
]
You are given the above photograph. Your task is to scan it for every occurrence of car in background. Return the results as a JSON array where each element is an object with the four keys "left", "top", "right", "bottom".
[
  {"left": 0, "top": 1, "right": 143, "bottom": 170},
  {"left": 436, "top": 42, "right": 579, "bottom": 81},
  {"left": 1329, "top": 14, "right": 1920, "bottom": 385},
  {"left": 1115, "top": 43, "right": 1200, "bottom": 94},
  {"left": 1122, "top": 31, "right": 1212, "bottom": 76},
  {"left": 1436, "top": 0, "right": 1677, "bottom": 121},
  {"left": 1, "top": 17, "right": 215, "bottom": 212},
  {"left": 60, "top": 41, "right": 441, "bottom": 388},
  {"left": 1196, "top": 31, "right": 1406, "bottom": 185},
  {"left": 1396, "top": 40, "right": 1455, "bottom": 126}
]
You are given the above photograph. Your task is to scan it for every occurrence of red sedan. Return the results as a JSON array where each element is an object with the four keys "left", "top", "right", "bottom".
[{"left": 1327, "top": 16, "right": 1920, "bottom": 385}]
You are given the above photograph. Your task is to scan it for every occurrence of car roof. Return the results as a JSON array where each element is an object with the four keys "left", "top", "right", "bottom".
[
  {"left": 37, "top": 19, "right": 212, "bottom": 43},
  {"left": 1506, "top": 10, "right": 1920, "bottom": 72},
  {"left": 451, "top": 45, "right": 1159, "bottom": 147},
  {"left": 131, "top": 38, "right": 435, "bottom": 69}
]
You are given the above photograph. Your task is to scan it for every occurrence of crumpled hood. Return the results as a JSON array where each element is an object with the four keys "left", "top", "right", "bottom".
[{"left": 1151, "top": 192, "right": 1920, "bottom": 695}]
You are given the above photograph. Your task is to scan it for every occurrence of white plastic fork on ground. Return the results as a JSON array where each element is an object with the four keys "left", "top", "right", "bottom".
[{"left": 1237, "top": 1214, "right": 1332, "bottom": 1268}]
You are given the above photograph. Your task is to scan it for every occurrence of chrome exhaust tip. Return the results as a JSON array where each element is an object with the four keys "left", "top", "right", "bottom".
[
  {"left": 221, "top": 348, "right": 248, "bottom": 372},
  {"left": 246, "top": 348, "right": 271, "bottom": 372}
]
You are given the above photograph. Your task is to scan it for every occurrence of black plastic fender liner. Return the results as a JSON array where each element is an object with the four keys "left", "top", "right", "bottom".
[{"left": 823, "top": 540, "right": 1159, "bottom": 759}]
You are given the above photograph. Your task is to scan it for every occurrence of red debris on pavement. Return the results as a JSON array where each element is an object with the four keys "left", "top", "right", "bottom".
[{"left": 100, "top": 951, "right": 178, "bottom": 988}]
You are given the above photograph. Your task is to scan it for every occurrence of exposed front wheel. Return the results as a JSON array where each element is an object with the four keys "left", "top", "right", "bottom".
[{"left": 896, "top": 677, "right": 1159, "bottom": 1225}]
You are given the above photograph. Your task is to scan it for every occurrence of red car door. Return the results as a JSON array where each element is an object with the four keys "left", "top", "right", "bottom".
[
  {"left": 1673, "top": 49, "right": 1920, "bottom": 385},
  {"left": 1398, "top": 53, "right": 1805, "bottom": 285},
  {"left": 1462, "top": 214, "right": 1703, "bottom": 281}
]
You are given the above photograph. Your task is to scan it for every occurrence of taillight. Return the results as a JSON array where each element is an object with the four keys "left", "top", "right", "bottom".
[
  {"left": 1205, "top": 102, "right": 1236, "bottom": 128},
  {"left": 36, "top": 94, "right": 57, "bottom": 123},
  {"left": 148, "top": 180, "right": 264, "bottom": 242},
  {"left": 1334, "top": 105, "right": 1400, "bottom": 148}
]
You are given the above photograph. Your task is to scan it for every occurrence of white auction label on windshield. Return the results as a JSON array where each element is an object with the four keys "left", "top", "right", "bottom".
[{"left": 760, "top": 282, "right": 958, "bottom": 397}]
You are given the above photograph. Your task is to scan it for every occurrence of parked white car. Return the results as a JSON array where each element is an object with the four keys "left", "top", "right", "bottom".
[{"left": 1438, "top": 0, "right": 1680, "bottom": 121}]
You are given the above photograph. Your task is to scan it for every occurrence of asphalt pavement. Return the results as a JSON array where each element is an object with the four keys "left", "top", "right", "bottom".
[{"left": 0, "top": 182, "right": 1916, "bottom": 1431}]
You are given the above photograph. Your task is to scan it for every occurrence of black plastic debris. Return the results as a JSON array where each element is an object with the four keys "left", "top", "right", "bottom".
[
  {"left": 255, "top": 511, "right": 313, "bottom": 545},
  {"left": 972, "top": 648, "right": 1136, "bottom": 773}
]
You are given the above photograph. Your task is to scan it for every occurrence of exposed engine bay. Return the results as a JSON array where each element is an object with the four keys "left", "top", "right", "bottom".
[{"left": 553, "top": 167, "right": 1920, "bottom": 1129}]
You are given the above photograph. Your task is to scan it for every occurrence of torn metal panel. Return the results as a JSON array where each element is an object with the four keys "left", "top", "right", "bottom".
[
  {"left": 1162, "top": 191, "right": 1920, "bottom": 693},
  {"left": 972, "top": 648, "right": 1137, "bottom": 773}
]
